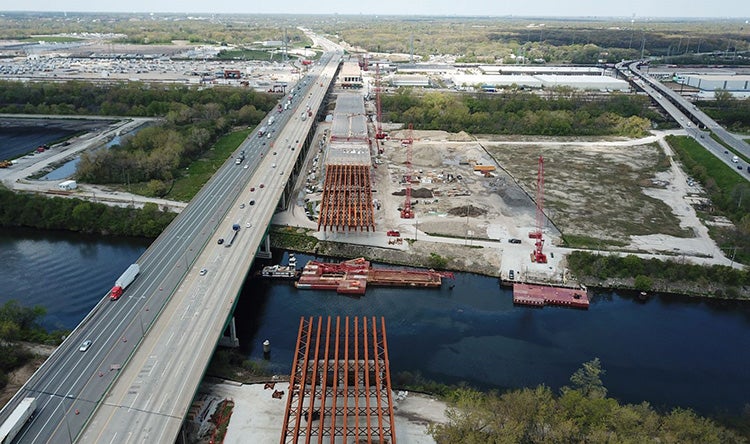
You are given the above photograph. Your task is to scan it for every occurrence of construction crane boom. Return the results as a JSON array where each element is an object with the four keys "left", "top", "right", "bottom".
[
  {"left": 400, "top": 123, "right": 414, "bottom": 219},
  {"left": 530, "top": 155, "right": 547, "bottom": 263},
  {"left": 375, "top": 63, "right": 386, "bottom": 140}
]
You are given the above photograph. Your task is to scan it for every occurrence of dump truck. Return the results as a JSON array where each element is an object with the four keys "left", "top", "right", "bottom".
[
  {"left": 110, "top": 264, "right": 140, "bottom": 300},
  {"left": 0, "top": 397, "right": 37, "bottom": 443}
]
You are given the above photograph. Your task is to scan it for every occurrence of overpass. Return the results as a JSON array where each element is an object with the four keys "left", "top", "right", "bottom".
[
  {"left": 617, "top": 60, "right": 750, "bottom": 176},
  {"left": 0, "top": 33, "right": 344, "bottom": 443}
]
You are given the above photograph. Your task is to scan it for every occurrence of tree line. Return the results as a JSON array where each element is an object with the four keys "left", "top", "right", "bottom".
[
  {"left": 0, "top": 186, "right": 175, "bottom": 238},
  {"left": 567, "top": 251, "right": 748, "bottom": 298},
  {"left": 382, "top": 90, "right": 656, "bottom": 137},
  {"left": 0, "top": 80, "right": 275, "bottom": 187},
  {"left": 429, "top": 358, "right": 745, "bottom": 443},
  {"left": 0, "top": 301, "right": 64, "bottom": 390},
  {"left": 667, "top": 135, "right": 750, "bottom": 265},
  {"left": 698, "top": 91, "right": 750, "bottom": 132}
]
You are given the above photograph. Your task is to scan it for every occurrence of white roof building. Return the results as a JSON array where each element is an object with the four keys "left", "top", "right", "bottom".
[{"left": 684, "top": 75, "right": 750, "bottom": 92}]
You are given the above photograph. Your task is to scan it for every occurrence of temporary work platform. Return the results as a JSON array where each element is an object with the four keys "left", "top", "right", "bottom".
[
  {"left": 280, "top": 316, "right": 396, "bottom": 444},
  {"left": 318, "top": 164, "right": 375, "bottom": 232}
]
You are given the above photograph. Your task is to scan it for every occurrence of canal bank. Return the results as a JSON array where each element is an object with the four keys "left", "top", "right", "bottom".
[
  {"left": 268, "top": 226, "right": 749, "bottom": 301},
  {"left": 1, "top": 232, "right": 749, "bottom": 417}
]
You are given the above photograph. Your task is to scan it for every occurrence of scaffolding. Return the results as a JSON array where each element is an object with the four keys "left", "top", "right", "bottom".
[
  {"left": 280, "top": 316, "right": 396, "bottom": 444},
  {"left": 318, "top": 164, "right": 375, "bottom": 232}
]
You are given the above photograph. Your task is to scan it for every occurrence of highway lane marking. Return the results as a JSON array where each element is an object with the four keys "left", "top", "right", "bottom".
[{"left": 80, "top": 52, "right": 340, "bottom": 441}]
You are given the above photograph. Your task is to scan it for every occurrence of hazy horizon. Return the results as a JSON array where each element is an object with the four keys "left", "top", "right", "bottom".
[{"left": 2, "top": 0, "right": 749, "bottom": 19}]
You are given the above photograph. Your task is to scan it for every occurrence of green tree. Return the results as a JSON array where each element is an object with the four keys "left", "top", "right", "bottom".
[
  {"left": 567, "top": 358, "right": 607, "bottom": 399},
  {"left": 634, "top": 275, "right": 654, "bottom": 291},
  {"left": 427, "top": 253, "right": 449, "bottom": 269}
]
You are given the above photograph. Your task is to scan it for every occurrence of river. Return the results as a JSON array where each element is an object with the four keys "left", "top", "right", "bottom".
[{"left": 1, "top": 233, "right": 748, "bottom": 418}]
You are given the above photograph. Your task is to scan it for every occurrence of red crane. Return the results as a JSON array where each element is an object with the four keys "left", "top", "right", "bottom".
[
  {"left": 400, "top": 123, "right": 414, "bottom": 219},
  {"left": 529, "top": 155, "right": 547, "bottom": 263},
  {"left": 375, "top": 63, "right": 386, "bottom": 140}
]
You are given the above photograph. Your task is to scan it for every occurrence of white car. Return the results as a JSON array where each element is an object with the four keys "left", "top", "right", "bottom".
[
  {"left": 79, "top": 340, "right": 93, "bottom": 352},
  {"left": 200, "top": 268, "right": 208, "bottom": 276}
]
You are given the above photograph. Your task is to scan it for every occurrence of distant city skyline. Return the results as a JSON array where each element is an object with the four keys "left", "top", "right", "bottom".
[{"left": 3, "top": 0, "right": 750, "bottom": 19}]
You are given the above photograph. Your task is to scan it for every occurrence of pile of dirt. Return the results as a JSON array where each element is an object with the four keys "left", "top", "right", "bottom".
[
  {"left": 447, "top": 131, "right": 473, "bottom": 142},
  {"left": 448, "top": 205, "right": 487, "bottom": 217},
  {"left": 392, "top": 187, "right": 434, "bottom": 198}
]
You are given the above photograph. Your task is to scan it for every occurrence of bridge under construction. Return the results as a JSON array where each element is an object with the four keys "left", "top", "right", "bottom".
[
  {"left": 317, "top": 93, "right": 375, "bottom": 232},
  {"left": 280, "top": 316, "right": 396, "bottom": 444}
]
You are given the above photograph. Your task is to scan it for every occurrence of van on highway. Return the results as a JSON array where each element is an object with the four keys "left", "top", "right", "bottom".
[{"left": 732, "top": 155, "right": 739, "bottom": 163}]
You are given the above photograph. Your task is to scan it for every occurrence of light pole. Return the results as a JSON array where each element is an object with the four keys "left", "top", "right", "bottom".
[{"left": 64, "top": 394, "right": 75, "bottom": 444}]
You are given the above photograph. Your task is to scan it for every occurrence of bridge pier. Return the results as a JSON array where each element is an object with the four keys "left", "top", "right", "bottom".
[
  {"left": 218, "top": 316, "right": 239, "bottom": 348},
  {"left": 256, "top": 234, "right": 272, "bottom": 259}
]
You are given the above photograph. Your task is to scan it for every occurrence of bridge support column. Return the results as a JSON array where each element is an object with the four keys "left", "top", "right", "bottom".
[
  {"left": 218, "top": 316, "right": 239, "bottom": 348},
  {"left": 256, "top": 234, "right": 272, "bottom": 259}
]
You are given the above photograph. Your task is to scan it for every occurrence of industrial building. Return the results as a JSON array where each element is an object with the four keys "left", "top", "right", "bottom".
[
  {"left": 479, "top": 65, "right": 604, "bottom": 75},
  {"left": 317, "top": 92, "right": 375, "bottom": 232},
  {"left": 452, "top": 74, "right": 543, "bottom": 90},
  {"left": 535, "top": 74, "right": 629, "bottom": 91},
  {"left": 450, "top": 72, "right": 628, "bottom": 91},
  {"left": 390, "top": 74, "right": 431, "bottom": 87},
  {"left": 683, "top": 74, "right": 750, "bottom": 92}
]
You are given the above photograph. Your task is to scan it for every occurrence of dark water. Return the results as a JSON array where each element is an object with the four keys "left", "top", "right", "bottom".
[
  {"left": 1, "top": 236, "right": 749, "bottom": 417},
  {"left": 236, "top": 252, "right": 750, "bottom": 417},
  {"left": 0, "top": 126, "right": 77, "bottom": 160},
  {"left": 39, "top": 134, "right": 126, "bottom": 181},
  {"left": 0, "top": 228, "right": 148, "bottom": 331}
]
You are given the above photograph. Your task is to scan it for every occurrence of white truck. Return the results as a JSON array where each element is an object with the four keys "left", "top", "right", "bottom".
[{"left": 0, "top": 397, "right": 37, "bottom": 443}]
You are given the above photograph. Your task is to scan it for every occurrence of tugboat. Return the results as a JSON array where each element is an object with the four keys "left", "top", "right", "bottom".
[{"left": 261, "top": 253, "right": 299, "bottom": 279}]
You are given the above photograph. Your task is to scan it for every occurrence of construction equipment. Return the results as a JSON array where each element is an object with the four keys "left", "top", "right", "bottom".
[
  {"left": 400, "top": 123, "right": 414, "bottom": 219},
  {"left": 529, "top": 155, "right": 547, "bottom": 263}
]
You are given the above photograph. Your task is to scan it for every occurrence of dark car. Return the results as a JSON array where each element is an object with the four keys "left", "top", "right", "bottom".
[
  {"left": 249, "top": 200, "right": 256, "bottom": 206},
  {"left": 739, "top": 165, "right": 744, "bottom": 170},
  {"left": 217, "top": 238, "right": 224, "bottom": 245},
  {"left": 508, "top": 238, "right": 522, "bottom": 244},
  {"left": 508, "top": 270, "right": 515, "bottom": 280}
]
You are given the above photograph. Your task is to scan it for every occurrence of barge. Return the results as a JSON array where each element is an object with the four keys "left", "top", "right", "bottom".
[
  {"left": 295, "top": 258, "right": 453, "bottom": 295},
  {"left": 512, "top": 283, "right": 589, "bottom": 309},
  {"left": 261, "top": 254, "right": 299, "bottom": 279}
]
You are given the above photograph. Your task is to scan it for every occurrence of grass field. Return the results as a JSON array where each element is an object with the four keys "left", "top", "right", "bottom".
[
  {"left": 167, "top": 129, "right": 251, "bottom": 201},
  {"left": 486, "top": 140, "right": 689, "bottom": 248}
]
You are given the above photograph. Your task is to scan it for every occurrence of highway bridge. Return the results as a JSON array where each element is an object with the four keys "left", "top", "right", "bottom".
[
  {"left": 0, "top": 32, "right": 344, "bottom": 443},
  {"left": 617, "top": 60, "right": 750, "bottom": 177}
]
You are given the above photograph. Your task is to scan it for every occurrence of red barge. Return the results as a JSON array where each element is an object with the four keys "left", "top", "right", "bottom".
[
  {"left": 512, "top": 283, "right": 589, "bottom": 309},
  {"left": 295, "top": 258, "right": 454, "bottom": 295}
]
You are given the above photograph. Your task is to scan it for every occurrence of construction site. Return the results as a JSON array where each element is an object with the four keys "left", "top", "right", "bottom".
[{"left": 283, "top": 60, "right": 570, "bottom": 293}]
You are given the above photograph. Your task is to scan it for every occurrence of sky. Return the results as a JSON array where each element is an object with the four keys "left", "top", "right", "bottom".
[{"left": 4, "top": 0, "right": 750, "bottom": 18}]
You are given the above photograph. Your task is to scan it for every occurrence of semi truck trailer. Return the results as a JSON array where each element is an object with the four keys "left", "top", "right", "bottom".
[
  {"left": 110, "top": 263, "right": 140, "bottom": 300},
  {"left": 0, "top": 397, "right": 37, "bottom": 443}
]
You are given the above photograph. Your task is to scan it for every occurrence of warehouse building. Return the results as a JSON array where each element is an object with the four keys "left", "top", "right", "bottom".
[{"left": 683, "top": 75, "right": 750, "bottom": 92}]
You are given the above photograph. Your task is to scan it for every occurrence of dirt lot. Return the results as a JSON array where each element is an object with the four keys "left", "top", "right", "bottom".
[
  {"left": 372, "top": 128, "right": 722, "bottom": 259},
  {"left": 0, "top": 342, "right": 55, "bottom": 409}
]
